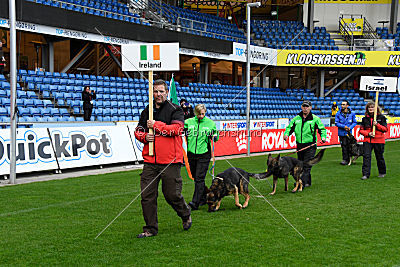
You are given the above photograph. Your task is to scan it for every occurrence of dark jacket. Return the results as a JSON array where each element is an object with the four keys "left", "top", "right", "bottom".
[
  {"left": 82, "top": 90, "right": 96, "bottom": 110},
  {"left": 335, "top": 108, "right": 357, "bottom": 136},
  {"left": 182, "top": 106, "right": 194, "bottom": 120},
  {"left": 135, "top": 100, "right": 184, "bottom": 164},
  {"left": 359, "top": 114, "right": 387, "bottom": 144}
]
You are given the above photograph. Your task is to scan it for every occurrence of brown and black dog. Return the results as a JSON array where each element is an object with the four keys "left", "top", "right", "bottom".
[
  {"left": 259, "top": 149, "right": 325, "bottom": 195},
  {"left": 206, "top": 168, "right": 265, "bottom": 212}
]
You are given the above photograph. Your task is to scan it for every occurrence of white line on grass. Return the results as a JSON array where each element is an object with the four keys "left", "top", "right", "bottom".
[
  {"left": 223, "top": 158, "right": 306, "bottom": 240},
  {"left": 94, "top": 159, "right": 176, "bottom": 240},
  {"left": 0, "top": 190, "right": 139, "bottom": 218}
]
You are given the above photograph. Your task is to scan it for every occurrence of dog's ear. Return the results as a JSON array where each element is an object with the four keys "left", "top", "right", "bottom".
[
  {"left": 267, "top": 153, "right": 273, "bottom": 164},
  {"left": 277, "top": 154, "right": 281, "bottom": 160}
]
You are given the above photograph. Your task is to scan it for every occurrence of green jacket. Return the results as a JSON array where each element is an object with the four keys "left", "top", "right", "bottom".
[
  {"left": 284, "top": 112, "right": 327, "bottom": 144},
  {"left": 184, "top": 116, "right": 219, "bottom": 155}
]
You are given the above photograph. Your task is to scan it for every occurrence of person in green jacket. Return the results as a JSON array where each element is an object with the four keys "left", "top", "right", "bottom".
[
  {"left": 184, "top": 104, "right": 219, "bottom": 210},
  {"left": 283, "top": 100, "right": 327, "bottom": 187}
]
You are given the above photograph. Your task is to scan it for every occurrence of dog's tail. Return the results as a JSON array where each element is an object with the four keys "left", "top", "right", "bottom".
[
  {"left": 306, "top": 149, "right": 325, "bottom": 166},
  {"left": 248, "top": 170, "right": 273, "bottom": 180}
]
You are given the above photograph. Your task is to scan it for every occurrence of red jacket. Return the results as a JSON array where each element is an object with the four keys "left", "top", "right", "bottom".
[
  {"left": 359, "top": 114, "right": 387, "bottom": 144},
  {"left": 135, "top": 100, "right": 184, "bottom": 164}
]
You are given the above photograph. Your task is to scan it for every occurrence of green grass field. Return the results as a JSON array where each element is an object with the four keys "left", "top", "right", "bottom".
[{"left": 1, "top": 141, "right": 400, "bottom": 266}]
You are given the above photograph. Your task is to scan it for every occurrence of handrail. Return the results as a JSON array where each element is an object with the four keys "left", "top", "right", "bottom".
[{"left": 339, "top": 17, "right": 354, "bottom": 49}]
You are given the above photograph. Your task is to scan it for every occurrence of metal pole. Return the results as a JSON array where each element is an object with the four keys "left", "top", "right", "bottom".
[
  {"left": 246, "top": 2, "right": 260, "bottom": 157},
  {"left": 246, "top": 4, "right": 251, "bottom": 157},
  {"left": 9, "top": 0, "right": 17, "bottom": 184}
]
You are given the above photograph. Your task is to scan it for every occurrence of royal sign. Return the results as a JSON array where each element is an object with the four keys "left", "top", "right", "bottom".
[{"left": 121, "top": 43, "right": 180, "bottom": 71}]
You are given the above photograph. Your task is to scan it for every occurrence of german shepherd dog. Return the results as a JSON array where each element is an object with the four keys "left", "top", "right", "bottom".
[
  {"left": 206, "top": 168, "right": 265, "bottom": 212},
  {"left": 261, "top": 149, "right": 325, "bottom": 195},
  {"left": 346, "top": 133, "right": 364, "bottom": 165}
]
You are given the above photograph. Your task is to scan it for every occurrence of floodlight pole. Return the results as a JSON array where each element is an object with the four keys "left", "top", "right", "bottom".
[
  {"left": 9, "top": 0, "right": 17, "bottom": 184},
  {"left": 246, "top": 2, "right": 261, "bottom": 157}
]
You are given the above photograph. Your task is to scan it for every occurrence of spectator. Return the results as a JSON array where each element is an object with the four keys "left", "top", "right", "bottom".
[
  {"left": 82, "top": 86, "right": 96, "bottom": 121},
  {"left": 0, "top": 56, "right": 6, "bottom": 75},
  {"left": 359, "top": 102, "right": 387, "bottom": 180},
  {"left": 184, "top": 104, "right": 219, "bottom": 210},
  {"left": 180, "top": 98, "right": 194, "bottom": 120},
  {"left": 283, "top": 100, "right": 327, "bottom": 187},
  {"left": 134, "top": 79, "right": 192, "bottom": 238},
  {"left": 331, "top": 102, "right": 339, "bottom": 117},
  {"left": 335, "top": 100, "right": 357, "bottom": 165}
]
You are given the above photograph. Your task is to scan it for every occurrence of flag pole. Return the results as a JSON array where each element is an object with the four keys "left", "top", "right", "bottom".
[
  {"left": 372, "top": 91, "right": 379, "bottom": 135},
  {"left": 148, "top": 70, "right": 154, "bottom": 156}
]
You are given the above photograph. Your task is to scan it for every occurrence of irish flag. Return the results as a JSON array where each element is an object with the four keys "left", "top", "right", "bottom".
[{"left": 140, "top": 45, "right": 160, "bottom": 60}]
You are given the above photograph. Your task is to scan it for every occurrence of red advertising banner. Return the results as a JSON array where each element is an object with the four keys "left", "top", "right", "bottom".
[{"left": 214, "top": 124, "right": 400, "bottom": 157}]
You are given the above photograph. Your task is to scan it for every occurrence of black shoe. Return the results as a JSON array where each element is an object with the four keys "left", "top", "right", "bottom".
[
  {"left": 189, "top": 202, "right": 198, "bottom": 210},
  {"left": 137, "top": 231, "right": 156, "bottom": 238},
  {"left": 340, "top": 160, "right": 349, "bottom": 165},
  {"left": 182, "top": 215, "right": 192, "bottom": 231}
]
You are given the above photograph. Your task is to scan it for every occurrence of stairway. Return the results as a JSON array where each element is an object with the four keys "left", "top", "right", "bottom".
[{"left": 328, "top": 31, "right": 350, "bottom": 50}]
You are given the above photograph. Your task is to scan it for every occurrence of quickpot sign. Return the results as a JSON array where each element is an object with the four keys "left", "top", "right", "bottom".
[{"left": 0, "top": 130, "right": 112, "bottom": 164}]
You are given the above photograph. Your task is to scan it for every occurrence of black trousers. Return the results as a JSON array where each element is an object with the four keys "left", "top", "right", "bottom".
[
  {"left": 362, "top": 142, "right": 386, "bottom": 177},
  {"left": 297, "top": 142, "right": 317, "bottom": 186},
  {"left": 83, "top": 108, "right": 92, "bottom": 121},
  {"left": 188, "top": 153, "right": 211, "bottom": 207},
  {"left": 339, "top": 135, "right": 350, "bottom": 162},
  {"left": 140, "top": 163, "right": 191, "bottom": 235}
]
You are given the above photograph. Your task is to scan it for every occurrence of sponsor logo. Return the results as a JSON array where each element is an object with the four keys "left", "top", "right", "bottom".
[
  {"left": 387, "top": 55, "right": 400, "bottom": 66},
  {"left": 134, "top": 137, "right": 144, "bottom": 152},
  {"left": 236, "top": 132, "right": 247, "bottom": 151},
  {"left": 390, "top": 124, "right": 400, "bottom": 138},
  {"left": 0, "top": 130, "right": 112, "bottom": 166},
  {"left": 261, "top": 131, "right": 296, "bottom": 150},
  {"left": 285, "top": 52, "right": 366, "bottom": 66},
  {"left": 222, "top": 121, "right": 247, "bottom": 130},
  {"left": 253, "top": 121, "right": 275, "bottom": 128}
]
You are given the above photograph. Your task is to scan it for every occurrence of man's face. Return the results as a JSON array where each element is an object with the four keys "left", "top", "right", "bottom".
[
  {"left": 341, "top": 102, "right": 348, "bottom": 109},
  {"left": 153, "top": 84, "right": 168, "bottom": 105},
  {"left": 301, "top": 104, "right": 311, "bottom": 115}
]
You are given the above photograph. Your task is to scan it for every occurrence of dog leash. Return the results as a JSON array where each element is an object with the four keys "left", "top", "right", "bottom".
[
  {"left": 208, "top": 137, "right": 216, "bottom": 179},
  {"left": 285, "top": 141, "right": 324, "bottom": 156}
]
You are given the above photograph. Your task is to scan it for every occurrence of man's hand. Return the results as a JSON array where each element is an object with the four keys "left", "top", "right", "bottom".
[
  {"left": 145, "top": 133, "right": 155, "bottom": 142},
  {"left": 147, "top": 120, "right": 155, "bottom": 129},
  {"left": 283, "top": 135, "right": 288, "bottom": 142},
  {"left": 373, "top": 121, "right": 378, "bottom": 126},
  {"left": 344, "top": 126, "right": 350, "bottom": 131},
  {"left": 368, "top": 132, "right": 375, "bottom": 138}
]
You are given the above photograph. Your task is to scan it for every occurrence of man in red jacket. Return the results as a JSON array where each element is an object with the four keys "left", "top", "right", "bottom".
[
  {"left": 134, "top": 79, "right": 191, "bottom": 238},
  {"left": 359, "top": 102, "right": 388, "bottom": 180}
]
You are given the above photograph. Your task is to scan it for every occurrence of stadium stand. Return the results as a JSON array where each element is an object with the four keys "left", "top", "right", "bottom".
[
  {"left": 287, "top": 88, "right": 367, "bottom": 116},
  {"left": 2, "top": 70, "right": 386, "bottom": 124},
  {"left": 154, "top": 4, "right": 247, "bottom": 43},
  {"left": 369, "top": 91, "right": 400, "bottom": 116},
  {"left": 27, "top": 0, "right": 150, "bottom": 25},
  {"left": 249, "top": 20, "right": 338, "bottom": 50}
]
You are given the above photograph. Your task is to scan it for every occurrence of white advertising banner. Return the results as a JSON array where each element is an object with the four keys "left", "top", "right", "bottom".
[
  {"left": 232, "top": 43, "right": 278, "bottom": 65},
  {"left": 0, "top": 126, "right": 138, "bottom": 175},
  {"left": 360, "top": 76, "right": 398, "bottom": 92},
  {"left": 122, "top": 43, "right": 180, "bottom": 71}
]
